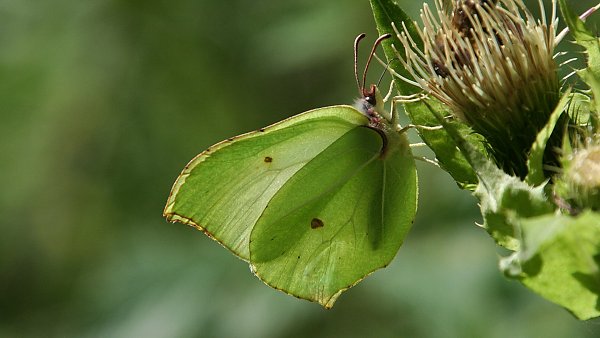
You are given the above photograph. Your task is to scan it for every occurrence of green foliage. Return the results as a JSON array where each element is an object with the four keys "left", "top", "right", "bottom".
[
  {"left": 501, "top": 212, "right": 600, "bottom": 320},
  {"left": 371, "top": 0, "right": 600, "bottom": 320},
  {"left": 423, "top": 99, "right": 554, "bottom": 251},
  {"left": 405, "top": 101, "right": 480, "bottom": 189},
  {"left": 560, "top": 0, "right": 600, "bottom": 117}
]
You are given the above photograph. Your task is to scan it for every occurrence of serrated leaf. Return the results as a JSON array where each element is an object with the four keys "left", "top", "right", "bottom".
[
  {"left": 566, "top": 92, "right": 592, "bottom": 125},
  {"left": 476, "top": 176, "right": 553, "bottom": 250},
  {"left": 500, "top": 211, "right": 600, "bottom": 320},
  {"left": 423, "top": 101, "right": 554, "bottom": 250},
  {"left": 559, "top": 0, "right": 600, "bottom": 116}
]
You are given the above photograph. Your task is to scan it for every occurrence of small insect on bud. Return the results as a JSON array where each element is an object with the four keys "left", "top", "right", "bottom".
[
  {"left": 397, "top": 0, "right": 561, "bottom": 178},
  {"left": 451, "top": 0, "right": 499, "bottom": 36}
]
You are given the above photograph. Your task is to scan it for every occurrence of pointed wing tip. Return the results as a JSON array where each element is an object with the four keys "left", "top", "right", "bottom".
[
  {"left": 164, "top": 211, "right": 199, "bottom": 228},
  {"left": 321, "top": 296, "right": 339, "bottom": 309},
  {"left": 163, "top": 212, "right": 176, "bottom": 223},
  {"left": 163, "top": 202, "right": 180, "bottom": 223}
]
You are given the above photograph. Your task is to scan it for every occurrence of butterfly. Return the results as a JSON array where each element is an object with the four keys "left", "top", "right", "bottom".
[{"left": 164, "top": 34, "right": 417, "bottom": 308}]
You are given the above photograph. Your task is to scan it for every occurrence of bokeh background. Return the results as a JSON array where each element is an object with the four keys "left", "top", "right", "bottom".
[{"left": 3, "top": 0, "right": 600, "bottom": 337}]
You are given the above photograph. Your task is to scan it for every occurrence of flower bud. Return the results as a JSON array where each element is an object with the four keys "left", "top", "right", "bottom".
[
  {"left": 397, "top": 0, "right": 562, "bottom": 178},
  {"left": 555, "top": 144, "right": 600, "bottom": 213}
]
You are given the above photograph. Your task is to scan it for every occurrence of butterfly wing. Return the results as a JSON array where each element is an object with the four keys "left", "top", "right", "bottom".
[
  {"left": 249, "top": 122, "right": 417, "bottom": 307},
  {"left": 164, "top": 106, "right": 370, "bottom": 260}
]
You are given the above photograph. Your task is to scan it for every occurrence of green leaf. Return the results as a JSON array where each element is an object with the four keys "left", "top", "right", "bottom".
[
  {"left": 500, "top": 211, "right": 600, "bottom": 320},
  {"left": 560, "top": 0, "right": 600, "bottom": 116},
  {"left": 164, "top": 105, "right": 417, "bottom": 307},
  {"left": 566, "top": 92, "right": 592, "bottom": 125},
  {"left": 475, "top": 174, "right": 552, "bottom": 250},
  {"left": 526, "top": 89, "right": 571, "bottom": 186},
  {"left": 369, "top": 0, "right": 421, "bottom": 95},
  {"left": 405, "top": 100, "right": 479, "bottom": 189},
  {"left": 423, "top": 101, "right": 553, "bottom": 250}
]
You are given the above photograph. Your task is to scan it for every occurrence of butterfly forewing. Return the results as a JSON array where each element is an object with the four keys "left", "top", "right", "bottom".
[{"left": 164, "top": 106, "right": 369, "bottom": 260}]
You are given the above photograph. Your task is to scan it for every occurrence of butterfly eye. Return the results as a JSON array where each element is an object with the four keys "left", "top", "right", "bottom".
[{"left": 365, "top": 95, "right": 376, "bottom": 106}]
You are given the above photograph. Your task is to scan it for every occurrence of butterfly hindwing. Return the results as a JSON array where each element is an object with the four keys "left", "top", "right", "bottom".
[{"left": 249, "top": 124, "right": 417, "bottom": 307}]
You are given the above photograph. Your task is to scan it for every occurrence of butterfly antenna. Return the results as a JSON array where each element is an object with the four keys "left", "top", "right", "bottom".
[
  {"left": 362, "top": 33, "right": 392, "bottom": 91},
  {"left": 376, "top": 57, "right": 398, "bottom": 87},
  {"left": 354, "top": 33, "right": 366, "bottom": 94}
]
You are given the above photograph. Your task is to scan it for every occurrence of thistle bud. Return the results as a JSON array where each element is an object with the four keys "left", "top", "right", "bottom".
[
  {"left": 555, "top": 143, "right": 600, "bottom": 213},
  {"left": 397, "top": 0, "right": 562, "bottom": 178}
]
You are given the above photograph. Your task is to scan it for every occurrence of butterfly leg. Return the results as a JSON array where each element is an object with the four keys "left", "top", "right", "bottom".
[{"left": 413, "top": 155, "right": 440, "bottom": 168}]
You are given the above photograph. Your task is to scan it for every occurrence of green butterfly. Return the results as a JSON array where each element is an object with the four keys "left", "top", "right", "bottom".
[{"left": 164, "top": 34, "right": 417, "bottom": 308}]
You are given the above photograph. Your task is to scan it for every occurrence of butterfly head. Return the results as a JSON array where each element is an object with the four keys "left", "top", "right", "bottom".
[
  {"left": 354, "top": 83, "right": 389, "bottom": 127},
  {"left": 353, "top": 33, "right": 392, "bottom": 128},
  {"left": 362, "top": 84, "right": 377, "bottom": 107}
]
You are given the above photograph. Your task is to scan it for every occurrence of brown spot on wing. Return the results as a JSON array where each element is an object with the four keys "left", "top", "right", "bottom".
[
  {"left": 310, "top": 218, "right": 324, "bottom": 229},
  {"left": 264, "top": 156, "right": 273, "bottom": 163}
]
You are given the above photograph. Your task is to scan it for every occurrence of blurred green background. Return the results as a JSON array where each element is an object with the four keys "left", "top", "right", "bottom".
[{"left": 3, "top": 0, "right": 600, "bottom": 337}]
